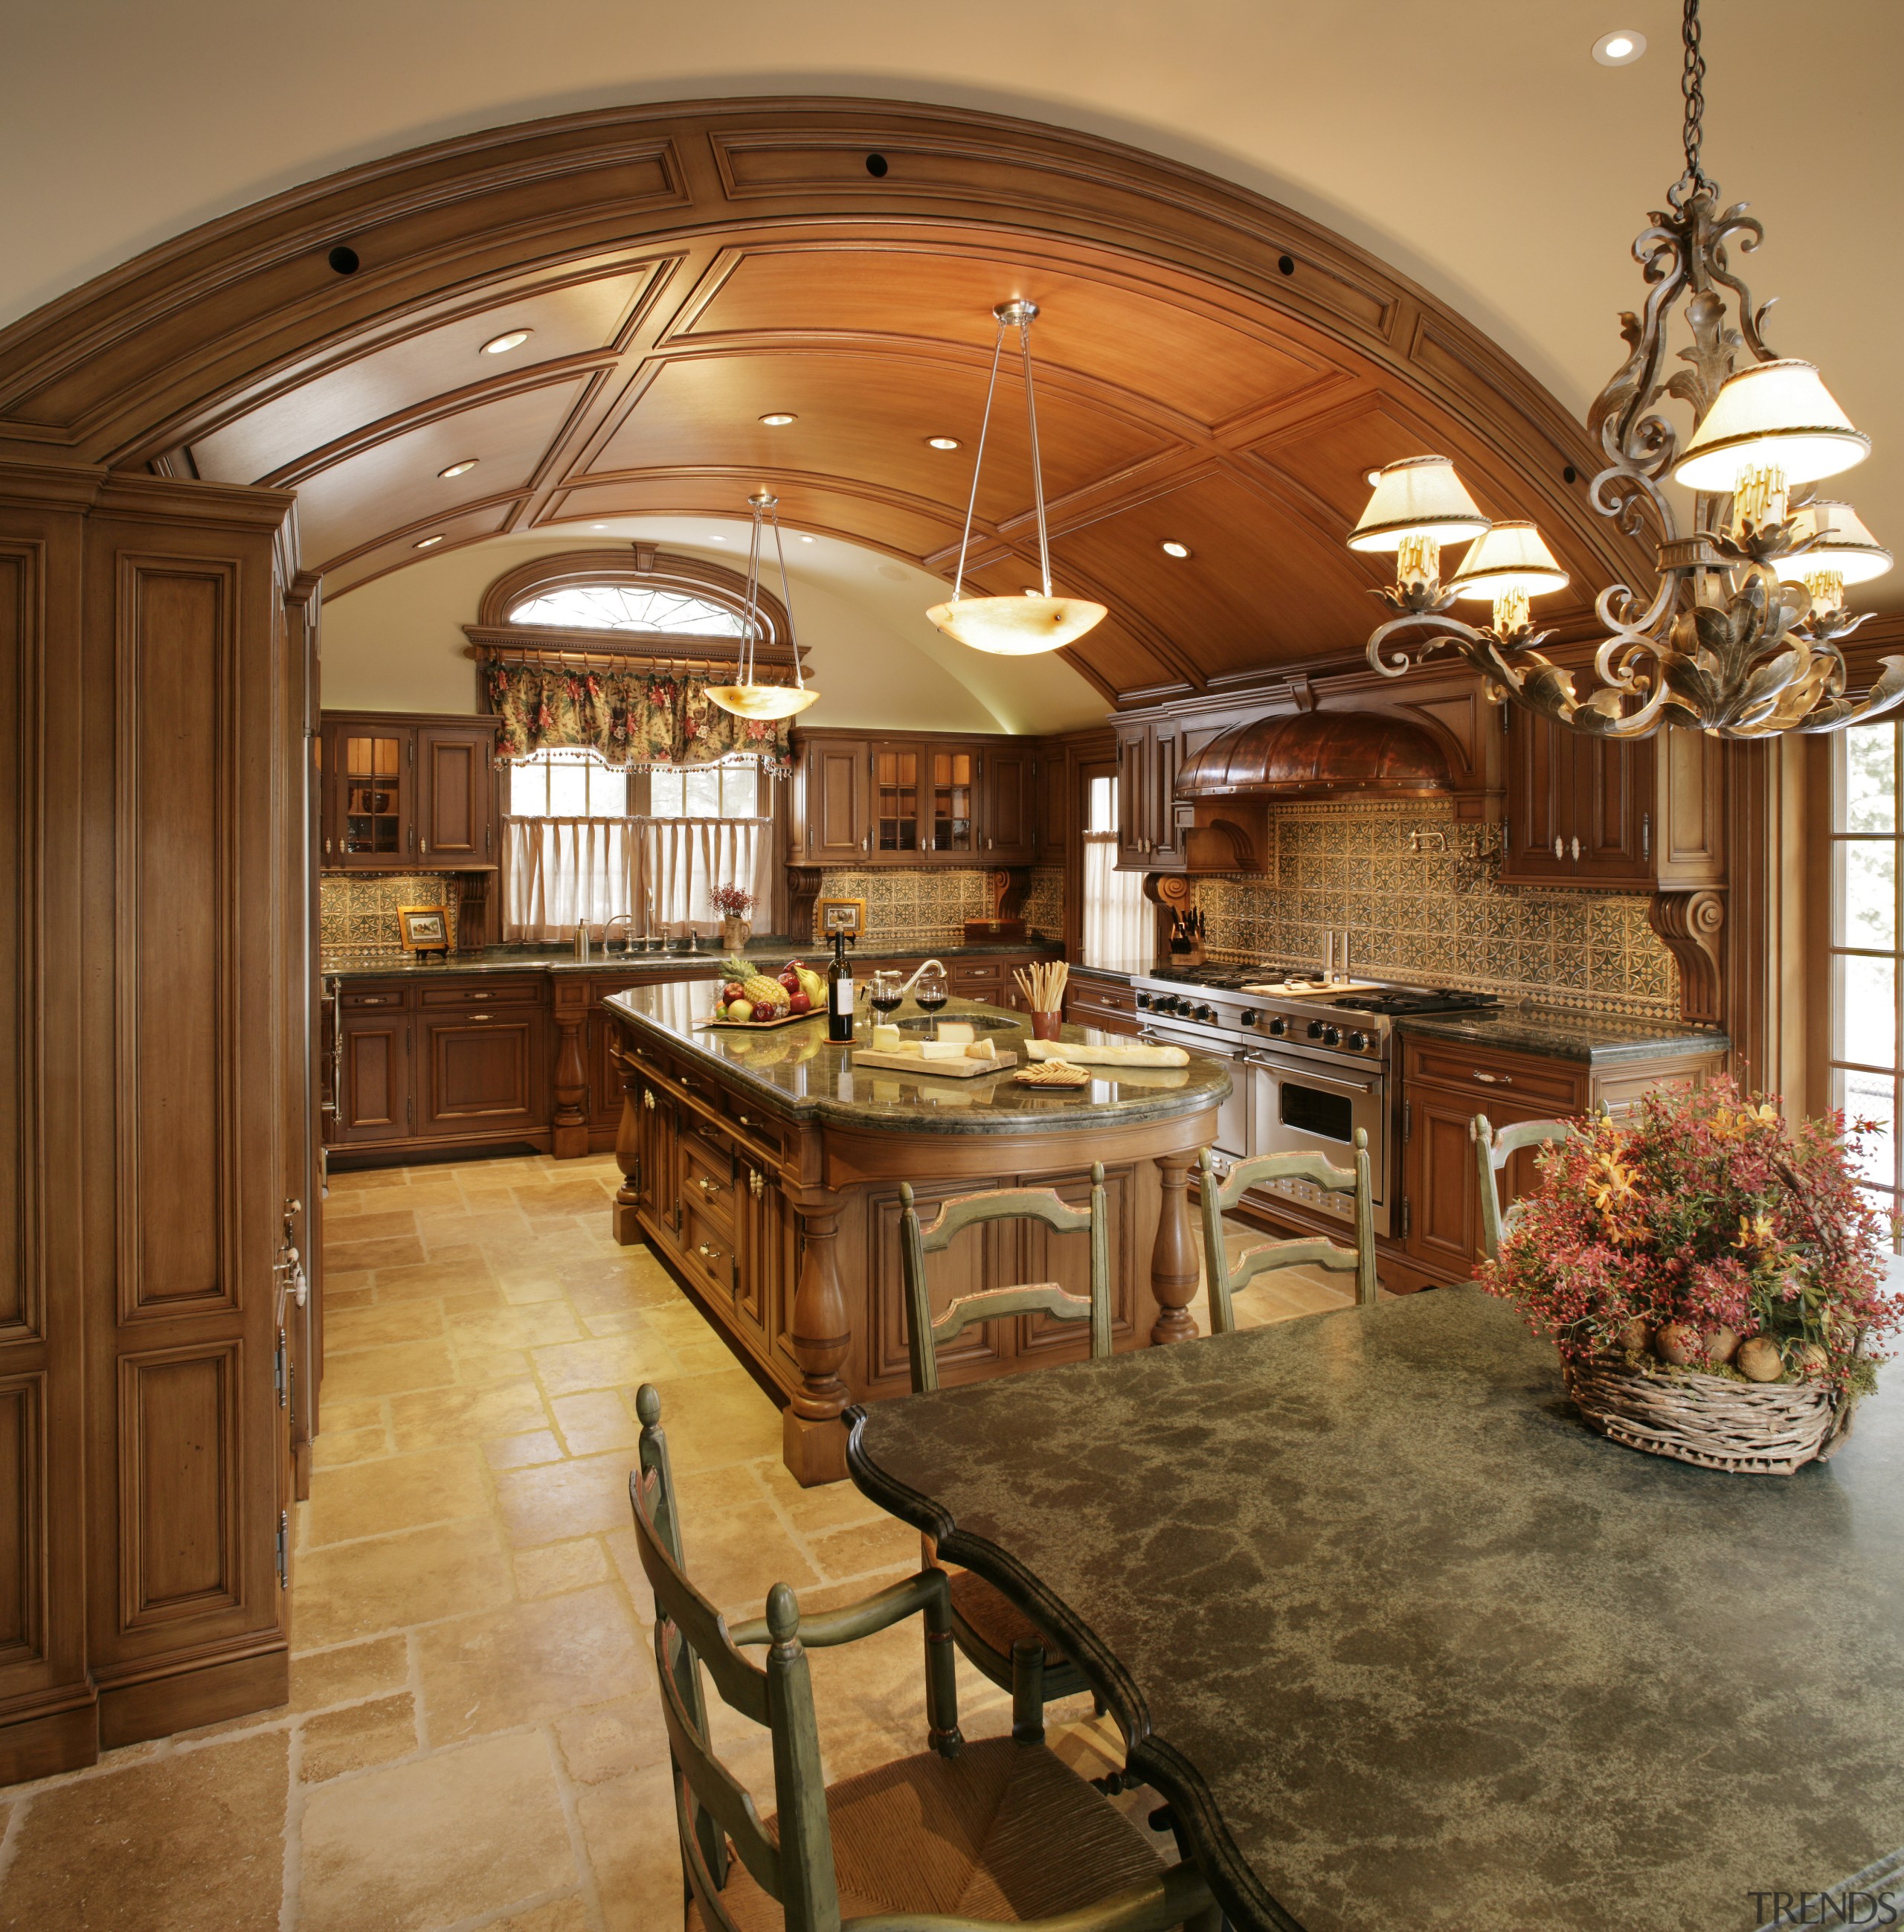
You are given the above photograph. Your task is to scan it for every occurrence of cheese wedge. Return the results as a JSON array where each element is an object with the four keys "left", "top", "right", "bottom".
[
  {"left": 935, "top": 1021, "right": 976, "bottom": 1044},
  {"left": 919, "top": 1040, "right": 972, "bottom": 1060},
  {"left": 964, "top": 1039, "right": 997, "bottom": 1060},
  {"left": 871, "top": 1023, "right": 901, "bottom": 1050}
]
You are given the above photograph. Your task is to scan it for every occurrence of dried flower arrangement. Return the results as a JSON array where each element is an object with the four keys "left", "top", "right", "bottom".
[
  {"left": 709, "top": 883, "right": 755, "bottom": 918},
  {"left": 1481, "top": 1079, "right": 1904, "bottom": 1472}
]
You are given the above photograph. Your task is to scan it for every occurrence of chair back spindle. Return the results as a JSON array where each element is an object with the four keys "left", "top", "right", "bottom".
[{"left": 1471, "top": 1113, "right": 1577, "bottom": 1261}]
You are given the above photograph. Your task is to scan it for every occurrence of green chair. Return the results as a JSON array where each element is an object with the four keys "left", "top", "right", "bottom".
[
  {"left": 1195, "top": 1133, "right": 1377, "bottom": 1335},
  {"left": 633, "top": 1384, "right": 1218, "bottom": 1932},
  {"left": 1471, "top": 1113, "right": 1577, "bottom": 1261},
  {"left": 898, "top": 1166, "right": 1110, "bottom": 1745}
]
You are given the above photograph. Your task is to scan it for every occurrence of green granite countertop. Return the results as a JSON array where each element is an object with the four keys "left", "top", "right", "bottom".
[
  {"left": 601, "top": 986, "right": 1231, "bottom": 1135},
  {"left": 318, "top": 938, "right": 1060, "bottom": 980},
  {"left": 1398, "top": 1003, "right": 1728, "bottom": 1063}
]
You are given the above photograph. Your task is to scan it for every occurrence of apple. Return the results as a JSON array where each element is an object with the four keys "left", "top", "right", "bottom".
[
  {"left": 753, "top": 1004, "right": 778, "bottom": 1022},
  {"left": 723, "top": 981, "right": 746, "bottom": 1002},
  {"left": 779, "top": 967, "right": 801, "bottom": 992},
  {"left": 727, "top": 998, "right": 753, "bottom": 1023},
  {"left": 785, "top": 991, "right": 811, "bottom": 1015}
]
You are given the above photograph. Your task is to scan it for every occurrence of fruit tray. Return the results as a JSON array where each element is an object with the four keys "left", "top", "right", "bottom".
[{"left": 695, "top": 1008, "right": 826, "bottom": 1033}]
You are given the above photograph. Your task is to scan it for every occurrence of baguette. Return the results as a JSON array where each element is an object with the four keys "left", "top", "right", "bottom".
[{"left": 1023, "top": 1039, "right": 1189, "bottom": 1068}]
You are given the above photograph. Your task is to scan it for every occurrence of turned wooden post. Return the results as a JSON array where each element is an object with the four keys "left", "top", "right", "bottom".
[
  {"left": 611, "top": 1051, "right": 643, "bottom": 1246},
  {"left": 785, "top": 1190, "right": 851, "bottom": 1485},
  {"left": 1149, "top": 1150, "right": 1201, "bottom": 1344},
  {"left": 551, "top": 981, "right": 589, "bottom": 1158}
]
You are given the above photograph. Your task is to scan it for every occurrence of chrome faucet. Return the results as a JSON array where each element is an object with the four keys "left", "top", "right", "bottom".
[
  {"left": 601, "top": 913, "right": 637, "bottom": 957},
  {"left": 897, "top": 958, "right": 948, "bottom": 993}
]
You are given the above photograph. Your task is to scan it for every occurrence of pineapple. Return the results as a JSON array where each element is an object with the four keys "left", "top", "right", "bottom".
[{"left": 723, "top": 957, "right": 788, "bottom": 1014}]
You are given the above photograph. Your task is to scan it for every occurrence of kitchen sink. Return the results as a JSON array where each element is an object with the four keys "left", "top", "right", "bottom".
[{"left": 893, "top": 1014, "right": 1020, "bottom": 1033}]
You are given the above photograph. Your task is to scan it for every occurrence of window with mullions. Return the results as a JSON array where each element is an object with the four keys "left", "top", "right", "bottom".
[{"left": 1829, "top": 720, "right": 1902, "bottom": 1212}]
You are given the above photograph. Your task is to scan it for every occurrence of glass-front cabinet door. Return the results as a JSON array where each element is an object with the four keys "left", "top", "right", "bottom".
[
  {"left": 873, "top": 745, "right": 922, "bottom": 853},
  {"left": 930, "top": 745, "right": 977, "bottom": 854},
  {"left": 339, "top": 728, "right": 407, "bottom": 864}
]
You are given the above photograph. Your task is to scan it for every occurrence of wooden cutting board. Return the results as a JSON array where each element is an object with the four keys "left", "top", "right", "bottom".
[{"left": 850, "top": 1047, "right": 1007, "bottom": 1079}]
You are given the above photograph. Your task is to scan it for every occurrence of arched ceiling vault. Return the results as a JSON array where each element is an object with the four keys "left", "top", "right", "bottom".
[{"left": 0, "top": 98, "right": 1650, "bottom": 709}]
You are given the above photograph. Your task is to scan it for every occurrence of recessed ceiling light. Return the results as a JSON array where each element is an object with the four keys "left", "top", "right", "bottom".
[
  {"left": 591, "top": 523, "right": 608, "bottom": 530},
  {"left": 1021, "top": 587, "right": 1043, "bottom": 597},
  {"left": 927, "top": 436, "right": 962, "bottom": 451},
  {"left": 710, "top": 534, "right": 727, "bottom": 542},
  {"left": 438, "top": 458, "right": 478, "bottom": 479},
  {"left": 800, "top": 533, "right": 815, "bottom": 543},
  {"left": 481, "top": 329, "right": 533, "bottom": 355},
  {"left": 1366, "top": 469, "right": 1385, "bottom": 487},
  {"left": 414, "top": 535, "right": 445, "bottom": 549},
  {"left": 1592, "top": 28, "right": 1646, "bottom": 65},
  {"left": 759, "top": 412, "right": 797, "bottom": 427},
  {"left": 1161, "top": 540, "right": 1191, "bottom": 559}
]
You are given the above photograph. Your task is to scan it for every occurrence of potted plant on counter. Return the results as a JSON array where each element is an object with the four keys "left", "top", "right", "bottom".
[
  {"left": 710, "top": 882, "right": 754, "bottom": 954},
  {"left": 1481, "top": 1079, "right": 1903, "bottom": 1474}
]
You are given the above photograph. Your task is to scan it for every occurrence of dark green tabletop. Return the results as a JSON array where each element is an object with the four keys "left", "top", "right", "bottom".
[{"left": 846, "top": 1286, "right": 1904, "bottom": 1932}]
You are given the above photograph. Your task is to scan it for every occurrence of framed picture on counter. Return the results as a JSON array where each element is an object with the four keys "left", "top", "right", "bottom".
[
  {"left": 818, "top": 897, "right": 866, "bottom": 939},
  {"left": 397, "top": 904, "right": 450, "bottom": 952}
]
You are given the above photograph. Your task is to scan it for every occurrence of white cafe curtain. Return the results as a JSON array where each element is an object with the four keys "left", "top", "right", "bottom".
[
  {"left": 1082, "top": 831, "right": 1152, "bottom": 972},
  {"left": 503, "top": 817, "right": 772, "bottom": 943}
]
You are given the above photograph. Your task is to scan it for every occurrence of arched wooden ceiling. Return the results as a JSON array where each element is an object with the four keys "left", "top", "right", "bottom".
[{"left": 0, "top": 98, "right": 1646, "bottom": 709}]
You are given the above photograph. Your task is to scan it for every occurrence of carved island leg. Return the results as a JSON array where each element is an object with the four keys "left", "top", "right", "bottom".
[
  {"left": 551, "top": 986, "right": 589, "bottom": 1159},
  {"left": 1150, "top": 1151, "right": 1201, "bottom": 1345},
  {"left": 611, "top": 1061, "right": 643, "bottom": 1247},
  {"left": 784, "top": 1191, "right": 850, "bottom": 1486}
]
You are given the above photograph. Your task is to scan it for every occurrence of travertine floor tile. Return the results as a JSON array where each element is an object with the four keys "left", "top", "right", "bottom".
[
  {"left": 0, "top": 1730, "right": 289, "bottom": 1932},
  {"left": 492, "top": 1450, "right": 646, "bottom": 1547},
  {"left": 303, "top": 1445, "right": 490, "bottom": 1548},
  {"left": 289, "top": 1634, "right": 409, "bottom": 1713},
  {"left": 292, "top": 1516, "right": 515, "bottom": 1649},
  {"left": 298, "top": 1692, "right": 419, "bottom": 1783},
  {"left": 386, "top": 1379, "right": 549, "bottom": 1451},
  {"left": 298, "top": 1731, "right": 576, "bottom": 1932},
  {"left": 549, "top": 1387, "right": 640, "bottom": 1456},
  {"left": 515, "top": 1538, "right": 611, "bottom": 1599},
  {"left": 321, "top": 1337, "right": 458, "bottom": 1402}
]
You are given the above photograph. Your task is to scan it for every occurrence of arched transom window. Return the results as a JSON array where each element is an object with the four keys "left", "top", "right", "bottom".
[{"left": 504, "top": 583, "right": 745, "bottom": 637}]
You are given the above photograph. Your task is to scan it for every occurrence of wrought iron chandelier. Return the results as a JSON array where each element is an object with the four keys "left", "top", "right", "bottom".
[
  {"left": 1352, "top": 0, "right": 1897, "bottom": 740},
  {"left": 704, "top": 491, "right": 820, "bottom": 720},
  {"left": 927, "top": 300, "right": 1107, "bottom": 655}
]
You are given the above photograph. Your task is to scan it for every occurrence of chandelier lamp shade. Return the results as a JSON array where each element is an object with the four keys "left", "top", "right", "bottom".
[
  {"left": 1352, "top": 0, "right": 1897, "bottom": 740},
  {"left": 703, "top": 492, "right": 820, "bottom": 721},
  {"left": 926, "top": 300, "right": 1107, "bottom": 656}
]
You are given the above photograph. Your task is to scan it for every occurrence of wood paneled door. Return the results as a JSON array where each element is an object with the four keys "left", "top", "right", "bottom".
[{"left": 0, "top": 465, "right": 307, "bottom": 1781}]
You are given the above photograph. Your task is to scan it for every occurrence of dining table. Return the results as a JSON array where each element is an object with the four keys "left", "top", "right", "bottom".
[{"left": 844, "top": 1283, "right": 1904, "bottom": 1932}]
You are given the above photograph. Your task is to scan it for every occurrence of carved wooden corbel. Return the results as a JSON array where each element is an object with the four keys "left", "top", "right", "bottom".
[
  {"left": 786, "top": 866, "right": 823, "bottom": 946},
  {"left": 1649, "top": 889, "right": 1725, "bottom": 1025}
]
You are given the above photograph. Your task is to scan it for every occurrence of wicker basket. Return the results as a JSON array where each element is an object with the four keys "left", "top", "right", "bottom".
[{"left": 1563, "top": 1360, "right": 1853, "bottom": 1476}]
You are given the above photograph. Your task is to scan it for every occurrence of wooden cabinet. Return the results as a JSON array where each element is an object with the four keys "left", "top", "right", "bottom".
[
  {"left": 320, "top": 711, "right": 498, "bottom": 871},
  {"left": 416, "top": 1007, "right": 544, "bottom": 1138},
  {"left": 1500, "top": 710, "right": 1724, "bottom": 889},
  {"left": 336, "top": 1003, "right": 411, "bottom": 1143},
  {"left": 1397, "top": 1033, "right": 1726, "bottom": 1282},
  {"left": 1114, "top": 722, "right": 1191, "bottom": 871},
  {"left": 789, "top": 729, "right": 1049, "bottom": 867},
  {"left": 1064, "top": 972, "right": 1139, "bottom": 1036},
  {"left": 1036, "top": 740, "right": 1070, "bottom": 867}
]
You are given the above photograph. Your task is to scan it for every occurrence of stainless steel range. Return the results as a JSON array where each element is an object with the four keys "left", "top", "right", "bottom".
[{"left": 1126, "top": 964, "right": 1500, "bottom": 1239}]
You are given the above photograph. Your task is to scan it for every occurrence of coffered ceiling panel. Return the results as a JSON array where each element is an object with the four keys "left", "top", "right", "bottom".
[
  {"left": 583, "top": 351, "right": 1174, "bottom": 523},
  {"left": 1047, "top": 469, "right": 1389, "bottom": 682},
  {"left": 187, "top": 267, "right": 656, "bottom": 486},
  {"left": 682, "top": 247, "right": 1330, "bottom": 429},
  {"left": 295, "top": 376, "right": 591, "bottom": 570},
  {"left": 321, "top": 501, "right": 517, "bottom": 598}
]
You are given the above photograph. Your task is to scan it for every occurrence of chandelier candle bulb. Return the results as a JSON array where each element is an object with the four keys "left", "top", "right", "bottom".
[
  {"left": 1731, "top": 463, "right": 1788, "bottom": 536},
  {"left": 1395, "top": 531, "right": 1441, "bottom": 594}
]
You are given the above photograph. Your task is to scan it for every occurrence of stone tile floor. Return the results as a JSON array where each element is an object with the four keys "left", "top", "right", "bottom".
[{"left": 0, "top": 1152, "right": 1357, "bottom": 1931}]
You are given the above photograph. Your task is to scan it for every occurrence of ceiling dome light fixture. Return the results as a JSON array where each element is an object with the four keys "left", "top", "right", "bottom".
[
  {"left": 1353, "top": 0, "right": 1896, "bottom": 740},
  {"left": 759, "top": 412, "right": 797, "bottom": 427},
  {"left": 438, "top": 458, "right": 478, "bottom": 479},
  {"left": 1160, "top": 540, "right": 1192, "bottom": 559},
  {"left": 927, "top": 436, "right": 962, "bottom": 451},
  {"left": 1592, "top": 29, "right": 1647, "bottom": 65},
  {"left": 413, "top": 534, "right": 445, "bottom": 550},
  {"left": 926, "top": 300, "right": 1107, "bottom": 657},
  {"left": 480, "top": 329, "right": 532, "bottom": 355},
  {"left": 704, "top": 492, "right": 820, "bottom": 722}
]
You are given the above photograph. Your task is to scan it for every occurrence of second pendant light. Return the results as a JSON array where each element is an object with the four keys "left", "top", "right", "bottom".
[{"left": 926, "top": 301, "right": 1106, "bottom": 656}]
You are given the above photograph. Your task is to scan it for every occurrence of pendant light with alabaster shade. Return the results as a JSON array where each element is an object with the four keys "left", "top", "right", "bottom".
[{"left": 704, "top": 492, "right": 820, "bottom": 721}]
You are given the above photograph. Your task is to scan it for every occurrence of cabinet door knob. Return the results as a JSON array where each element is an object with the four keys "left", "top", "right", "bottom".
[
  {"left": 1553, "top": 836, "right": 1564, "bottom": 859},
  {"left": 748, "top": 1169, "right": 765, "bottom": 1197},
  {"left": 1569, "top": 837, "right": 1580, "bottom": 861},
  {"left": 695, "top": 1175, "right": 722, "bottom": 1198},
  {"left": 643, "top": 1089, "right": 656, "bottom": 1111},
  {"left": 694, "top": 1242, "right": 723, "bottom": 1265}
]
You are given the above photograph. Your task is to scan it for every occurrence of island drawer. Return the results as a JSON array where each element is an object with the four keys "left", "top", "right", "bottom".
[
  {"left": 678, "top": 1196, "right": 736, "bottom": 1299},
  {"left": 418, "top": 976, "right": 544, "bottom": 1008},
  {"left": 680, "top": 1127, "right": 737, "bottom": 1236},
  {"left": 1403, "top": 1039, "right": 1586, "bottom": 1111},
  {"left": 720, "top": 1094, "right": 785, "bottom": 1160}
]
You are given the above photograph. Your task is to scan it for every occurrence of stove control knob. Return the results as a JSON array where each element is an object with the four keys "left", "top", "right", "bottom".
[
  {"left": 1306, "top": 1019, "right": 1325, "bottom": 1040},
  {"left": 1322, "top": 1025, "right": 1340, "bottom": 1046},
  {"left": 1267, "top": 1016, "right": 1287, "bottom": 1036},
  {"left": 1196, "top": 1004, "right": 1218, "bottom": 1023},
  {"left": 1136, "top": 992, "right": 1153, "bottom": 1010},
  {"left": 1239, "top": 1009, "right": 1260, "bottom": 1027},
  {"left": 1346, "top": 1030, "right": 1367, "bottom": 1052}
]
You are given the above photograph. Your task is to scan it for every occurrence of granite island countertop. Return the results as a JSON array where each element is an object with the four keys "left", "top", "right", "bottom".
[
  {"left": 1397, "top": 1002, "right": 1728, "bottom": 1064},
  {"left": 602, "top": 984, "right": 1232, "bottom": 1136},
  {"left": 318, "top": 937, "right": 1061, "bottom": 980}
]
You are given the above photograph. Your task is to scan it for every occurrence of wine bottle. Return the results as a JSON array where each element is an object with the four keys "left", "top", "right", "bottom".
[{"left": 827, "top": 928, "right": 856, "bottom": 1043}]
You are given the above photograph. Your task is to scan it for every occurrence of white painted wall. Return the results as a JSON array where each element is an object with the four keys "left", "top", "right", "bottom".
[{"left": 319, "top": 519, "right": 1108, "bottom": 731}]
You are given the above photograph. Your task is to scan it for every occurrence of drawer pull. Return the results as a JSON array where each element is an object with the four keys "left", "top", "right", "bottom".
[
  {"left": 748, "top": 1168, "right": 765, "bottom": 1197},
  {"left": 694, "top": 1242, "right": 723, "bottom": 1265},
  {"left": 469, "top": 991, "right": 489, "bottom": 999},
  {"left": 643, "top": 1090, "right": 656, "bottom": 1111},
  {"left": 1472, "top": 1071, "right": 1511, "bottom": 1085},
  {"left": 469, "top": 1014, "right": 492, "bottom": 1022},
  {"left": 694, "top": 1175, "right": 723, "bottom": 1198}
]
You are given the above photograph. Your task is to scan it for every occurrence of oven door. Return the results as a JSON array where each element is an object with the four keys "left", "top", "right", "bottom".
[{"left": 1247, "top": 1048, "right": 1389, "bottom": 1237}]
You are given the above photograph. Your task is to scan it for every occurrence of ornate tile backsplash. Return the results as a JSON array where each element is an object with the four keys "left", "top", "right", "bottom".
[
  {"left": 811, "top": 866, "right": 1065, "bottom": 947},
  {"left": 1193, "top": 803, "right": 1679, "bottom": 1018},
  {"left": 319, "top": 873, "right": 463, "bottom": 954}
]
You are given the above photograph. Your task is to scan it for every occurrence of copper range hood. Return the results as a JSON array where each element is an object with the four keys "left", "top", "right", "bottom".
[{"left": 1172, "top": 710, "right": 1452, "bottom": 871}]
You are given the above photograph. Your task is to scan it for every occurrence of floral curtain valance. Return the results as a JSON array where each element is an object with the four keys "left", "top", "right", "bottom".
[{"left": 483, "top": 661, "right": 792, "bottom": 774}]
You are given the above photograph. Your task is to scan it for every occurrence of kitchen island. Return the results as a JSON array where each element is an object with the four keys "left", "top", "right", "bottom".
[{"left": 603, "top": 983, "right": 1229, "bottom": 1483}]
